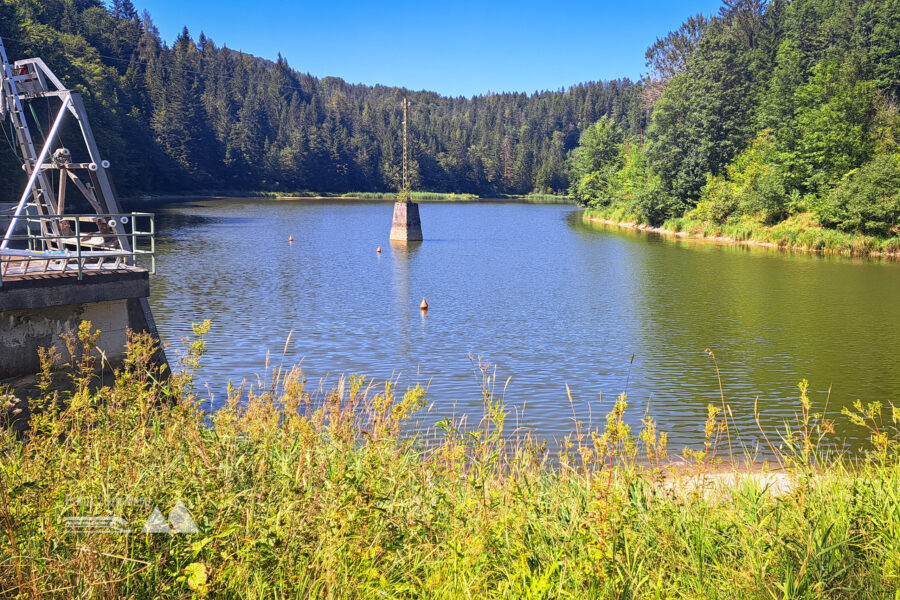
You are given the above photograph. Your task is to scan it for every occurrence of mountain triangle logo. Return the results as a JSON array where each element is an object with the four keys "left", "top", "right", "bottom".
[{"left": 140, "top": 501, "right": 199, "bottom": 534}]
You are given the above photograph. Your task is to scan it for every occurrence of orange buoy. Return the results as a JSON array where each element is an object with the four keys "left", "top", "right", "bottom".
[
  {"left": 376, "top": 246, "right": 382, "bottom": 254},
  {"left": 288, "top": 235, "right": 294, "bottom": 243},
  {"left": 420, "top": 297, "right": 428, "bottom": 310}
]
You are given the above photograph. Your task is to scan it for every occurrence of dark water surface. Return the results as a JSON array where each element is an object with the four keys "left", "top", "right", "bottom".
[{"left": 149, "top": 198, "right": 900, "bottom": 451}]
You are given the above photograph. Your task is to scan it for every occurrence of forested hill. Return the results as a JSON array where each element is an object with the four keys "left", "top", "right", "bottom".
[
  {"left": 0, "top": 0, "right": 644, "bottom": 198},
  {"left": 570, "top": 0, "right": 900, "bottom": 242}
]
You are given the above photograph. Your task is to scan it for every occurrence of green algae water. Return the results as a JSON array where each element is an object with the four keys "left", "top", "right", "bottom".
[{"left": 148, "top": 198, "right": 900, "bottom": 451}]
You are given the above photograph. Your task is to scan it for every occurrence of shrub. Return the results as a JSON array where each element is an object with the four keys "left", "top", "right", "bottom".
[
  {"left": 819, "top": 153, "right": 900, "bottom": 236},
  {"left": 692, "top": 174, "right": 739, "bottom": 224},
  {"left": 693, "top": 131, "right": 790, "bottom": 225}
]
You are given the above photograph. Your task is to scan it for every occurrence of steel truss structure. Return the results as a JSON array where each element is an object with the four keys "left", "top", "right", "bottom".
[{"left": 0, "top": 36, "right": 153, "bottom": 282}]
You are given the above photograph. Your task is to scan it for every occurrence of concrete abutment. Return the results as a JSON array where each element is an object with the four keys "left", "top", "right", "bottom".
[{"left": 0, "top": 269, "right": 163, "bottom": 381}]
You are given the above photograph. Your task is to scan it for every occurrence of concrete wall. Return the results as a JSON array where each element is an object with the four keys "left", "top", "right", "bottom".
[
  {"left": 0, "top": 270, "right": 160, "bottom": 380},
  {"left": 1, "top": 299, "right": 142, "bottom": 376}
]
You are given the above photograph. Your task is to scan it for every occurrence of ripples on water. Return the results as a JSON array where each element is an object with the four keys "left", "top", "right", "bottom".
[{"left": 149, "top": 199, "right": 900, "bottom": 451}]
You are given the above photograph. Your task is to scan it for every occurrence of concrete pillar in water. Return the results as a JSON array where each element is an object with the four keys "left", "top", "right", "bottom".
[{"left": 389, "top": 201, "right": 423, "bottom": 242}]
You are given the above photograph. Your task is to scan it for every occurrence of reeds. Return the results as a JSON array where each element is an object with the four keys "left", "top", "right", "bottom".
[{"left": 2, "top": 324, "right": 900, "bottom": 598}]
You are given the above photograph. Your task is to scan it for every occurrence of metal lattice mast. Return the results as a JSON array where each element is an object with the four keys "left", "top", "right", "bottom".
[{"left": 401, "top": 97, "right": 409, "bottom": 201}]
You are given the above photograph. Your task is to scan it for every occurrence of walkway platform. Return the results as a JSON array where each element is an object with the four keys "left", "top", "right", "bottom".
[{"left": 0, "top": 266, "right": 149, "bottom": 312}]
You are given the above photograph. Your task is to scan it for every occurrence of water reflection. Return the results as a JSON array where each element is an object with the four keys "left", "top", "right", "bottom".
[
  {"left": 148, "top": 199, "right": 900, "bottom": 451},
  {"left": 390, "top": 240, "right": 422, "bottom": 355}
]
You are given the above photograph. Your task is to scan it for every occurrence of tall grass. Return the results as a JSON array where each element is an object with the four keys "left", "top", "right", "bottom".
[
  {"left": 651, "top": 212, "right": 899, "bottom": 257},
  {"left": 3, "top": 323, "right": 900, "bottom": 598}
]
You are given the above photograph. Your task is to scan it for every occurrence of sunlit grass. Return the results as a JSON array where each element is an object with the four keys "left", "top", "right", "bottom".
[
  {"left": 692, "top": 213, "right": 900, "bottom": 257},
  {"left": 3, "top": 323, "right": 900, "bottom": 598},
  {"left": 581, "top": 209, "right": 900, "bottom": 258},
  {"left": 512, "top": 193, "right": 575, "bottom": 204}
]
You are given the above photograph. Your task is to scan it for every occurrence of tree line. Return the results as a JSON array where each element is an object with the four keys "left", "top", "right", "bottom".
[{"left": 0, "top": 0, "right": 646, "bottom": 199}]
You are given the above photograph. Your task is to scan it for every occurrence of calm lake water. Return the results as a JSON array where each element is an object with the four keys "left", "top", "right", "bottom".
[{"left": 149, "top": 198, "right": 900, "bottom": 452}]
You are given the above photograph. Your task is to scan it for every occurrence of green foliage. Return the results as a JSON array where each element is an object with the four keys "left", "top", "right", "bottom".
[
  {"left": 646, "top": 8, "right": 766, "bottom": 205},
  {"left": 819, "top": 152, "right": 900, "bottom": 236},
  {"left": 571, "top": 0, "right": 900, "bottom": 244},
  {"left": 693, "top": 130, "right": 788, "bottom": 224},
  {"left": 625, "top": 210, "right": 900, "bottom": 256},
  {"left": 567, "top": 116, "right": 624, "bottom": 205},
  {"left": 5, "top": 327, "right": 900, "bottom": 597},
  {"left": 572, "top": 131, "right": 682, "bottom": 226},
  {"left": 861, "top": 0, "right": 900, "bottom": 99},
  {"left": 609, "top": 142, "right": 680, "bottom": 225},
  {"left": 568, "top": 117, "right": 680, "bottom": 225},
  {"left": 645, "top": 13, "right": 710, "bottom": 82},
  {"left": 787, "top": 60, "right": 878, "bottom": 192}
]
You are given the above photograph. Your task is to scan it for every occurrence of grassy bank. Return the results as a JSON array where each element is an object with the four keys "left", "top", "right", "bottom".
[
  {"left": 510, "top": 193, "right": 575, "bottom": 204},
  {"left": 307, "top": 192, "right": 575, "bottom": 203},
  {"left": 3, "top": 325, "right": 900, "bottom": 598},
  {"left": 584, "top": 207, "right": 900, "bottom": 258}
]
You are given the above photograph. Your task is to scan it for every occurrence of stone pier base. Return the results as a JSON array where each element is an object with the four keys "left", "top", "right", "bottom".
[{"left": 389, "top": 201, "right": 423, "bottom": 242}]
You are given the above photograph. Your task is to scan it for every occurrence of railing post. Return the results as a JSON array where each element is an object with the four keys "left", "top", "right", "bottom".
[
  {"left": 75, "top": 217, "right": 82, "bottom": 279},
  {"left": 1, "top": 212, "right": 155, "bottom": 279},
  {"left": 131, "top": 213, "right": 137, "bottom": 266},
  {"left": 150, "top": 214, "right": 156, "bottom": 274}
]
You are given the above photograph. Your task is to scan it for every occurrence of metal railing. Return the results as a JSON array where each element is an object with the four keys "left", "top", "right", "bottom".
[{"left": 0, "top": 212, "right": 155, "bottom": 285}]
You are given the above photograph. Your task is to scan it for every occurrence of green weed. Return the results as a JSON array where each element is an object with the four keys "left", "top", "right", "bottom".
[{"left": 2, "top": 325, "right": 900, "bottom": 598}]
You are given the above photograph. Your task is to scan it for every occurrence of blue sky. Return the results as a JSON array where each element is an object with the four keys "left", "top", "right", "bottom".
[{"left": 136, "top": 0, "right": 726, "bottom": 98}]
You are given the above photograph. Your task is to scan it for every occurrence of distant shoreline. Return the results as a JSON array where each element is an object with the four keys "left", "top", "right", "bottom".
[{"left": 123, "top": 191, "right": 575, "bottom": 205}]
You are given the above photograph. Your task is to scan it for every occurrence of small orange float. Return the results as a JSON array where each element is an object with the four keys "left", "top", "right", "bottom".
[{"left": 420, "top": 297, "right": 428, "bottom": 310}]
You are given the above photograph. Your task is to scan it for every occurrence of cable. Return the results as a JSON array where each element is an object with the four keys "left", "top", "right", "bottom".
[
  {"left": 1, "top": 116, "right": 20, "bottom": 159},
  {"left": 27, "top": 100, "right": 46, "bottom": 144}
]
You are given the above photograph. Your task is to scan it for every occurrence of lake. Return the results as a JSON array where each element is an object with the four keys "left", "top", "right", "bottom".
[{"left": 149, "top": 198, "right": 900, "bottom": 453}]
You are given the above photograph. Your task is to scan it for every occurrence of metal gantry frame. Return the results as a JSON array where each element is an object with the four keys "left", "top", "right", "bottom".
[{"left": 0, "top": 35, "right": 154, "bottom": 284}]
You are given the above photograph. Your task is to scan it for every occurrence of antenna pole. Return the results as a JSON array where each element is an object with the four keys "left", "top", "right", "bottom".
[{"left": 402, "top": 97, "right": 409, "bottom": 201}]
